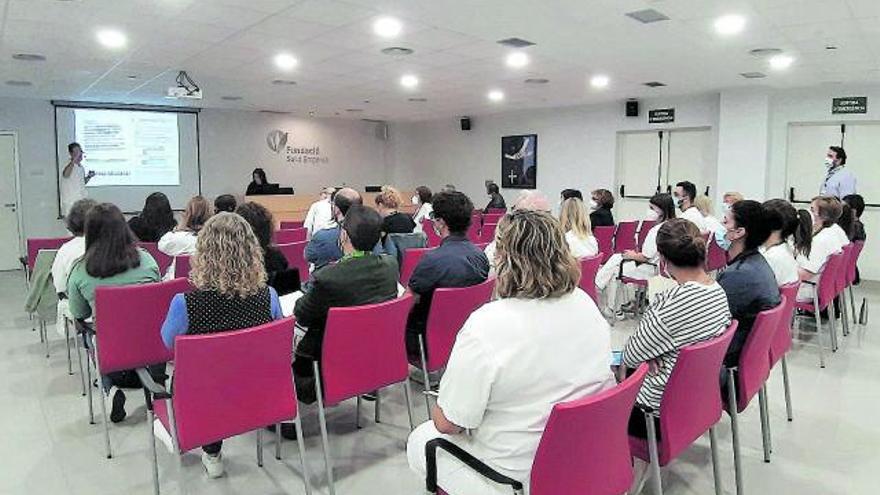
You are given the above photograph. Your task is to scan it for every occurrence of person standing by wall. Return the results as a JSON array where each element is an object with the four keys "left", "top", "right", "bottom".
[{"left": 821, "top": 146, "right": 857, "bottom": 199}]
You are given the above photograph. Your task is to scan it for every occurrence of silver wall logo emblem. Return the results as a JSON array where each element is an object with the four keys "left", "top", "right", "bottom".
[{"left": 266, "top": 130, "right": 289, "bottom": 153}]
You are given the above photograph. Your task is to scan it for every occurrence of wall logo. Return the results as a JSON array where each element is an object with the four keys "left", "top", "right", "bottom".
[{"left": 266, "top": 130, "right": 289, "bottom": 153}]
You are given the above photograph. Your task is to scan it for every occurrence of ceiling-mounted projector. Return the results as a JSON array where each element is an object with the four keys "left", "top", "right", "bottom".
[{"left": 166, "top": 70, "right": 202, "bottom": 100}]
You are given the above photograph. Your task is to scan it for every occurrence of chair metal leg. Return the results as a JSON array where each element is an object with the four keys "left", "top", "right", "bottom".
[
  {"left": 65, "top": 319, "right": 73, "bottom": 375},
  {"left": 726, "top": 368, "right": 743, "bottom": 495},
  {"left": 374, "top": 390, "right": 381, "bottom": 424},
  {"left": 781, "top": 356, "right": 793, "bottom": 422},
  {"left": 73, "top": 324, "right": 86, "bottom": 397},
  {"left": 256, "top": 428, "right": 264, "bottom": 467},
  {"left": 355, "top": 396, "right": 362, "bottom": 429},
  {"left": 313, "top": 362, "right": 336, "bottom": 495},
  {"left": 813, "top": 295, "right": 826, "bottom": 368},
  {"left": 841, "top": 293, "right": 850, "bottom": 336},
  {"left": 85, "top": 348, "right": 95, "bottom": 424},
  {"left": 402, "top": 379, "right": 415, "bottom": 431},
  {"left": 42, "top": 320, "right": 50, "bottom": 358},
  {"left": 293, "top": 413, "right": 312, "bottom": 495},
  {"left": 97, "top": 379, "right": 113, "bottom": 459},
  {"left": 418, "top": 334, "right": 432, "bottom": 417},
  {"left": 758, "top": 385, "right": 771, "bottom": 462},
  {"left": 275, "top": 423, "right": 282, "bottom": 460},
  {"left": 147, "top": 408, "right": 160, "bottom": 495},
  {"left": 644, "top": 412, "right": 663, "bottom": 495},
  {"left": 849, "top": 286, "right": 858, "bottom": 326},
  {"left": 829, "top": 304, "right": 839, "bottom": 352},
  {"left": 709, "top": 427, "right": 723, "bottom": 495}
]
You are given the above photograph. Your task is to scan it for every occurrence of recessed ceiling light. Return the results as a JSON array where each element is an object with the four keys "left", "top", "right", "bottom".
[
  {"left": 524, "top": 78, "right": 549, "bottom": 84},
  {"left": 714, "top": 14, "right": 746, "bottom": 35},
  {"left": 12, "top": 53, "right": 46, "bottom": 62},
  {"left": 400, "top": 74, "right": 419, "bottom": 88},
  {"left": 506, "top": 52, "right": 529, "bottom": 68},
  {"left": 373, "top": 17, "right": 402, "bottom": 38},
  {"left": 271, "top": 79, "right": 297, "bottom": 86},
  {"left": 590, "top": 75, "right": 610, "bottom": 88},
  {"left": 380, "top": 47, "right": 414, "bottom": 56},
  {"left": 6, "top": 80, "right": 32, "bottom": 87},
  {"left": 96, "top": 28, "right": 126, "bottom": 49},
  {"left": 488, "top": 90, "right": 504, "bottom": 102},
  {"left": 769, "top": 54, "right": 794, "bottom": 70},
  {"left": 308, "top": 111, "right": 316, "bottom": 117},
  {"left": 274, "top": 53, "right": 298, "bottom": 71},
  {"left": 221, "top": 96, "right": 243, "bottom": 101}
]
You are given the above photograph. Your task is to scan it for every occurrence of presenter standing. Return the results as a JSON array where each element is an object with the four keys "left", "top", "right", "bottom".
[
  {"left": 60, "top": 142, "right": 95, "bottom": 215},
  {"left": 820, "top": 146, "right": 857, "bottom": 198}
]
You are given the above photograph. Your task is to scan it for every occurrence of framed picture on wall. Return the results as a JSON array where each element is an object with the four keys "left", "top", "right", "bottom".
[{"left": 501, "top": 134, "right": 537, "bottom": 189}]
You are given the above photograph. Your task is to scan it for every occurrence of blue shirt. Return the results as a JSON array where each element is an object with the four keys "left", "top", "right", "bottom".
[
  {"left": 305, "top": 225, "right": 344, "bottom": 270},
  {"left": 821, "top": 166, "right": 857, "bottom": 198},
  {"left": 160, "top": 286, "right": 283, "bottom": 349}
]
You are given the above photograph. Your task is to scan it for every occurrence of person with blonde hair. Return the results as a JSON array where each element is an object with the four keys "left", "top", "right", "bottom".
[
  {"left": 407, "top": 210, "right": 615, "bottom": 495},
  {"left": 158, "top": 195, "right": 213, "bottom": 257},
  {"left": 375, "top": 185, "right": 415, "bottom": 235},
  {"left": 160, "top": 212, "right": 284, "bottom": 478},
  {"left": 694, "top": 194, "right": 724, "bottom": 243},
  {"left": 796, "top": 195, "right": 849, "bottom": 302},
  {"left": 559, "top": 197, "right": 598, "bottom": 258},
  {"left": 483, "top": 189, "right": 551, "bottom": 271}
]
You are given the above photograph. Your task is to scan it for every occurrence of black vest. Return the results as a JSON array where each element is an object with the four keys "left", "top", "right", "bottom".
[{"left": 183, "top": 287, "right": 273, "bottom": 335}]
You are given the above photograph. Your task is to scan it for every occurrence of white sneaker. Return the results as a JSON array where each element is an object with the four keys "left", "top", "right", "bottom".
[
  {"left": 152, "top": 419, "right": 174, "bottom": 454},
  {"left": 201, "top": 452, "right": 224, "bottom": 479},
  {"left": 105, "top": 386, "right": 127, "bottom": 423}
]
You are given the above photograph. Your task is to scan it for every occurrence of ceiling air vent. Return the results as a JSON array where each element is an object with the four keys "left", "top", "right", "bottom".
[
  {"left": 643, "top": 81, "right": 667, "bottom": 88},
  {"left": 625, "top": 9, "right": 670, "bottom": 24},
  {"left": 740, "top": 72, "right": 767, "bottom": 79},
  {"left": 497, "top": 37, "right": 536, "bottom": 48}
]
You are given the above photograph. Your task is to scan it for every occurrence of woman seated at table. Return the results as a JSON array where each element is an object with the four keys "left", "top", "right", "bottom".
[
  {"left": 160, "top": 212, "right": 284, "bottom": 479},
  {"left": 407, "top": 209, "right": 615, "bottom": 495}
]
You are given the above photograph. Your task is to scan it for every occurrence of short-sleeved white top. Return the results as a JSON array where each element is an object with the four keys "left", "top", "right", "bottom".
[
  {"left": 760, "top": 242, "right": 800, "bottom": 286},
  {"left": 797, "top": 225, "right": 849, "bottom": 277}
]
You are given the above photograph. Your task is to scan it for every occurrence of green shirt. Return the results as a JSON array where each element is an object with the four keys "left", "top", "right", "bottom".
[{"left": 67, "top": 248, "right": 161, "bottom": 320}]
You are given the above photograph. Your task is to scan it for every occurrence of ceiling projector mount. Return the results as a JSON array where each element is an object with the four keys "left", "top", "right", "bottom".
[{"left": 167, "top": 70, "right": 202, "bottom": 99}]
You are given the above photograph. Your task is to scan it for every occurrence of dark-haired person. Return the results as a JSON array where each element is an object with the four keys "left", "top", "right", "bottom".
[
  {"left": 60, "top": 142, "right": 96, "bottom": 214},
  {"left": 483, "top": 182, "right": 506, "bottom": 213},
  {"left": 412, "top": 186, "right": 434, "bottom": 234},
  {"left": 293, "top": 205, "right": 399, "bottom": 404},
  {"left": 622, "top": 219, "right": 731, "bottom": 492},
  {"left": 235, "top": 201, "right": 289, "bottom": 281},
  {"left": 246, "top": 168, "right": 270, "bottom": 195},
  {"left": 821, "top": 146, "right": 856, "bottom": 199},
  {"left": 837, "top": 203, "right": 856, "bottom": 241},
  {"left": 796, "top": 196, "right": 849, "bottom": 302},
  {"left": 52, "top": 198, "right": 97, "bottom": 336},
  {"left": 843, "top": 194, "right": 866, "bottom": 242},
  {"left": 761, "top": 199, "right": 810, "bottom": 286},
  {"left": 589, "top": 188, "right": 615, "bottom": 229},
  {"left": 406, "top": 191, "right": 489, "bottom": 360},
  {"left": 213, "top": 194, "right": 237, "bottom": 213},
  {"left": 305, "top": 187, "right": 363, "bottom": 271},
  {"left": 717, "top": 200, "right": 780, "bottom": 366},
  {"left": 67, "top": 203, "right": 163, "bottom": 424},
  {"left": 674, "top": 181, "right": 706, "bottom": 233},
  {"left": 128, "top": 192, "right": 177, "bottom": 242}
]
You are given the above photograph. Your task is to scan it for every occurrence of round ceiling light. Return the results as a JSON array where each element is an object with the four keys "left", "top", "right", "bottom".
[
  {"left": 274, "top": 53, "right": 298, "bottom": 71},
  {"left": 400, "top": 74, "right": 419, "bottom": 89},
  {"left": 769, "top": 54, "right": 795, "bottom": 70},
  {"left": 488, "top": 90, "right": 504, "bottom": 102},
  {"left": 590, "top": 74, "right": 610, "bottom": 88},
  {"left": 96, "top": 28, "right": 127, "bottom": 49},
  {"left": 373, "top": 17, "right": 402, "bottom": 38},
  {"left": 506, "top": 52, "right": 529, "bottom": 68},
  {"left": 714, "top": 14, "right": 746, "bottom": 35}
]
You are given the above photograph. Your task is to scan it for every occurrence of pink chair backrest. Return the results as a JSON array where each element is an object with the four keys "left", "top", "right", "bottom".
[
  {"left": 95, "top": 278, "right": 191, "bottom": 374},
  {"left": 482, "top": 213, "right": 504, "bottom": 224},
  {"left": 276, "top": 241, "right": 309, "bottom": 283},
  {"left": 279, "top": 220, "right": 304, "bottom": 230},
  {"left": 594, "top": 226, "right": 615, "bottom": 263},
  {"left": 530, "top": 364, "right": 648, "bottom": 495},
  {"left": 838, "top": 244, "right": 854, "bottom": 293},
  {"left": 479, "top": 223, "right": 498, "bottom": 244},
  {"left": 171, "top": 318, "right": 297, "bottom": 452},
  {"left": 400, "top": 248, "right": 433, "bottom": 286},
  {"left": 816, "top": 252, "right": 844, "bottom": 309},
  {"left": 424, "top": 279, "right": 495, "bottom": 371},
  {"left": 174, "top": 255, "right": 192, "bottom": 280},
  {"left": 320, "top": 294, "right": 414, "bottom": 406},
  {"left": 613, "top": 221, "right": 638, "bottom": 253},
  {"left": 847, "top": 241, "right": 864, "bottom": 286},
  {"left": 735, "top": 296, "right": 787, "bottom": 413},
  {"left": 636, "top": 220, "right": 656, "bottom": 251},
  {"left": 578, "top": 255, "right": 603, "bottom": 304},
  {"left": 466, "top": 221, "right": 481, "bottom": 243},
  {"left": 422, "top": 219, "right": 442, "bottom": 248},
  {"left": 275, "top": 228, "right": 307, "bottom": 244},
  {"left": 27, "top": 237, "right": 72, "bottom": 271},
  {"left": 485, "top": 208, "right": 506, "bottom": 216},
  {"left": 705, "top": 232, "right": 728, "bottom": 272},
  {"left": 654, "top": 322, "right": 737, "bottom": 464},
  {"left": 137, "top": 242, "right": 173, "bottom": 275},
  {"left": 770, "top": 283, "right": 799, "bottom": 367}
]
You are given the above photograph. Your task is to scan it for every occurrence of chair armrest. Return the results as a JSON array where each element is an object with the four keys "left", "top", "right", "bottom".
[
  {"left": 136, "top": 368, "right": 172, "bottom": 400},
  {"left": 425, "top": 438, "right": 523, "bottom": 494}
]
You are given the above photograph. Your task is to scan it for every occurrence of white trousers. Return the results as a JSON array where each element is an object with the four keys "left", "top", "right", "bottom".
[{"left": 594, "top": 254, "right": 657, "bottom": 309}]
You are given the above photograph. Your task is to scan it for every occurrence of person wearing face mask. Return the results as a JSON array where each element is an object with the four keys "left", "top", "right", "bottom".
[
  {"left": 673, "top": 181, "right": 707, "bottom": 233},
  {"left": 820, "top": 146, "right": 857, "bottom": 199},
  {"left": 716, "top": 200, "right": 780, "bottom": 367},
  {"left": 760, "top": 199, "right": 810, "bottom": 286},
  {"left": 303, "top": 187, "right": 337, "bottom": 237},
  {"left": 412, "top": 186, "right": 434, "bottom": 234},
  {"left": 305, "top": 188, "right": 363, "bottom": 271},
  {"left": 795, "top": 196, "right": 850, "bottom": 302},
  {"left": 589, "top": 189, "right": 615, "bottom": 229}
]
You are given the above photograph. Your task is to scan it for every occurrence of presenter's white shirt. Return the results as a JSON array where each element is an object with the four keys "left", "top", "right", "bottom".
[
  {"left": 60, "top": 164, "right": 86, "bottom": 213},
  {"left": 437, "top": 289, "right": 615, "bottom": 480},
  {"left": 680, "top": 206, "right": 707, "bottom": 233},
  {"left": 413, "top": 203, "right": 433, "bottom": 234},
  {"left": 760, "top": 242, "right": 799, "bottom": 286},
  {"left": 51, "top": 236, "right": 85, "bottom": 294},
  {"left": 304, "top": 199, "right": 334, "bottom": 235},
  {"left": 565, "top": 231, "right": 599, "bottom": 258},
  {"left": 158, "top": 230, "right": 198, "bottom": 257}
]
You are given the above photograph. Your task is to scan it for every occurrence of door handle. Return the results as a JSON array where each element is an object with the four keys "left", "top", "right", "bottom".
[{"left": 3, "top": 203, "right": 15, "bottom": 207}]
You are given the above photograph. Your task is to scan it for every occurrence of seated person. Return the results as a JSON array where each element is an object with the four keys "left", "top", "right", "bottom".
[
  {"left": 406, "top": 191, "right": 489, "bottom": 360},
  {"left": 843, "top": 194, "right": 867, "bottom": 242},
  {"left": 407, "top": 210, "right": 615, "bottom": 495},
  {"left": 589, "top": 188, "right": 615, "bottom": 228},
  {"left": 761, "top": 199, "right": 810, "bottom": 286},
  {"left": 674, "top": 181, "right": 707, "bottom": 232},
  {"left": 717, "top": 200, "right": 780, "bottom": 366},
  {"left": 246, "top": 168, "right": 270, "bottom": 195},
  {"left": 66, "top": 203, "right": 163, "bottom": 424},
  {"left": 412, "top": 186, "right": 434, "bottom": 234},
  {"left": 484, "top": 190, "right": 551, "bottom": 271},
  {"left": 559, "top": 197, "right": 598, "bottom": 258},
  {"left": 622, "top": 219, "right": 731, "bottom": 492},
  {"left": 483, "top": 182, "right": 506, "bottom": 213},
  {"left": 213, "top": 194, "right": 237, "bottom": 213},
  {"left": 158, "top": 195, "right": 212, "bottom": 257},
  {"left": 694, "top": 194, "right": 724, "bottom": 239},
  {"left": 376, "top": 186, "right": 416, "bottom": 236},
  {"left": 796, "top": 196, "right": 849, "bottom": 302},
  {"left": 304, "top": 187, "right": 337, "bottom": 237},
  {"left": 52, "top": 199, "right": 97, "bottom": 330},
  {"left": 305, "top": 187, "right": 362, "bottom": 271},
  {"left": 160, "top": 212, "right": 283, "bottom": 478},
  {"left": 235, "top": 201, "right": 289, "bottom": 282},
  {"left": 293, "top": 205, "right": 399, "bottom": 404},
  {"left": 838, "top": 203, "right": 856, "bottom": 241},
  {"left": 128, "top": 192, "right": 177, "bottom": 242}
]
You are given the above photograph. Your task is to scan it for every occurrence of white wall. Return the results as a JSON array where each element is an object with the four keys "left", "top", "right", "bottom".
[{"left": 717, "top": 90, "right": 771, "bottom": 203}]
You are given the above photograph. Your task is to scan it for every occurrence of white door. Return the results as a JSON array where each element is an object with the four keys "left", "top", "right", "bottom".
[
  {"left": 616, "top": 131, "right": 663, "bottom": 221},
  {"left": 666, "top": 128, "right": 713, "bottom": 197},
  {"left": 785, "top": 124, "right": 842, "bottom": 203},
  {"left": 0, "top": 134, "right": 22, "bottom": 270}
]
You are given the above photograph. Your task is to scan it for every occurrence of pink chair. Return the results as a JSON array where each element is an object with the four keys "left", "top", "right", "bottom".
[
  {"left": 724, "top": 298, "right": 787, "bottom": 493},
  {"left": 845, "top": 241, "right": 865, "bottom": 326},
  {"left": 794, "top": 252, "right": 844, "bottom": 368},
  {"left": 578, "top": 254, "right": 603, "bottom": 304},
  {"left": 275, "top": 228, "right": 308, "bottom": 244},
  {"left": 466, "top": 221, "right": 481, "bottom": 243},
  {"left": 147, "top": 318, "right": 310, "bottom": 494},
  {"left": 422, "top": 219, "right": 442, "bottom": 248},
  {"left": 425, "top": 364, "right": 649, "bottom": 495},
  {"left": 91, "top": 278, "right": 191, "bottom": 459},
  {"left": 485, "top": 208, "right": 506, "bottom": 216},
  {"left": 630, "top": 322, "right": 737, "bottom": 495},
  {"left": 705, "top": 232, "right": 728, "bottom": 272},
  {"left": 478, "top": 223, "right": 497, "bottom": 244},
  {"left": 613, "top": 221, "right": 638, "bottom": 253},
  {"left": 400, "top": 248, "right": 434, "bottom": 286},
  {"left": 137, "top": 242, "right": 173, "bottom": 275},
  {"left": 412, "top": 279, "right": 495, "bottom": 414},
  {"left": 837, "top": 244, "right": 855, "bottom": 337},
  {"left": 314, "top": 295, "right": 416, "bottom": 495},
  {"left": 770, "top": 283, "right": 799, "bottom": 423},
  {"left": 594, "top": 226, "right": 615, "bottom": 264},
  {"left": 482, "top": 212, "right": 504, "bottom": 224},
  {"left": 276, "top": 241, "right": 309, "bottom": 283},
  {"left": 280, "top": 220, "right": 305, "bottom": 230},
  {"left": 26, "top": 236, "right": 72, "bottom": 279},
  {"left": 637, "top": 220, "right": 656, "bottom": 251},
  {"left": 173, "top": 255, "right": 192, "bottom": 280}
]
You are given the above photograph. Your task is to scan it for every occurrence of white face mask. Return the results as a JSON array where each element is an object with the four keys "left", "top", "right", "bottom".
[
  {"left": 645, "top": 208, "right": 660, "bottom": 221},
  {"left": 809, "top": 209, "right": 818, "bottom": 226},
  {"left": 412, "top": 195, "right": 419, "bottom": 205},
  {"left": 588, "top": 199, "right": 598, "bottom": 210},
  {"left": 824, "top": 157, "right": 834, "bottom": 169}
]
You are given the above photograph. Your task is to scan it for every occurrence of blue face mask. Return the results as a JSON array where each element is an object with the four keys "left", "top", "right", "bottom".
[{"left": 715, "top": 224, "right": 732, "bottom": 251}]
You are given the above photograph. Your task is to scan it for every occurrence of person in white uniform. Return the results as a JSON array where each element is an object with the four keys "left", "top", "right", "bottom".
[
  {"left": 761, "top": 199, "right": 811, "bottom": 286},
  {"left": 407, "top": 210, "right": 616, "bottom": 495},
  {"left": 51, "top": 198, "right": 96, "bottom": 336},
  {"left": 159, "top": 196, "right": 213, "bottom": 278},
  {"left": 674, "top": 181, "right": 707, "bottom": 233},
  {"left": 411, "top": 186, "right": 434, "bottom": 234},
  {"left": 796, "top": 196, "right": 849, "bottom": 301},
  {"left": 558, "top": 197, "right": 598, "bottom": 258},
  {"left": 59, "top": 142, "right": 95, "bottom": 215},
  {"left": 303, "top": 187, "right": 336, "bottom": 237}
]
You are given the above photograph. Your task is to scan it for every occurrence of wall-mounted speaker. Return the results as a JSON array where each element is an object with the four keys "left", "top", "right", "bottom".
[
  {"left": 460, "top": 117, "right": 472, "bottom": 131},
  {"left": 626, "top": 100, "right": 639, "bottom": 117}
]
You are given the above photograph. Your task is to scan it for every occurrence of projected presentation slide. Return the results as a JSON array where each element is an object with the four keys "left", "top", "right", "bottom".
[{"left": 74, "top": 109, "right": 181, "bottom": 187}]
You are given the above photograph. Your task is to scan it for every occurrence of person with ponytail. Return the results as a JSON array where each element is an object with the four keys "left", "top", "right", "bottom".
[
  {"left": 796, "top": 196, "right": 849, "bottom": 302},
  {"left": 794, "top": 209, "right": 813, "bottom": 258},
  {"left": 760, "top": 199, "right": 804, "bottom": 286}
]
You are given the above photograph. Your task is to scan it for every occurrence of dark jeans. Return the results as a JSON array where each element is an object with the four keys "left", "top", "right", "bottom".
[
  {"left": 406, "top": 326, "right": 426, "bottom": 364},
  {"left": 293, "top": 356, "right": 317, "bottom": 405},
  {"left": 628, "top": 406, "right": 662, "bottom": 440}
]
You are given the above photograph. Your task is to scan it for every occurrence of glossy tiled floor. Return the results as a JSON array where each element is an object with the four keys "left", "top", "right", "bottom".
[{"left": 2, "top": 270, "right": 879, "bottom": 494}]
